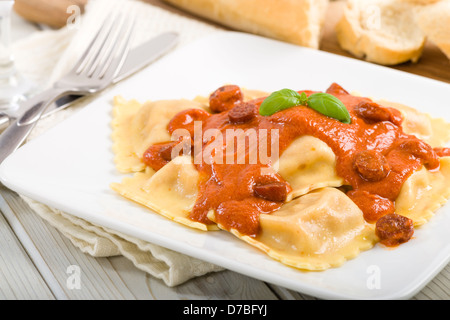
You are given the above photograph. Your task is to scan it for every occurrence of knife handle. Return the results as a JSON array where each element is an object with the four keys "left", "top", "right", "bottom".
[{"left": 0, "top": 87, "right": 68, "bottom": 165}]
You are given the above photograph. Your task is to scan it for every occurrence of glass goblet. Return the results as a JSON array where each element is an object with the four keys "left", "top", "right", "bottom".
[{"left": 0, "top": 0, "right": 33, "bottom": 111}]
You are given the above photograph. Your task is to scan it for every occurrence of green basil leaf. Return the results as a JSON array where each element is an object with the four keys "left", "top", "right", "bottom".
[
  {"left": 306, "top": 92, "right": 351, "bottom": 124},
  {"left": 258, "top": 89, "right": 351, "bottom": 124},
  {"left": 299, "top": 92, "right": 308, "bottom": 105},
  {"left": 259, "top": 89, "right": 303, "bottom": 116}
]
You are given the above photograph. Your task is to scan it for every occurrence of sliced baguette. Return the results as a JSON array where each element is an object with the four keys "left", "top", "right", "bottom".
[
  {"left": 336, "top": 0, "right": 426, "bottom": 65},
  {"left": 414, "top": 0, "right": 450, "bottom": 60},
  {"left": 161, "top": 0, "right": 329, "bottom": 49},
  {"left": 400, "top": 0, "right": 441, "bottom": 4}
]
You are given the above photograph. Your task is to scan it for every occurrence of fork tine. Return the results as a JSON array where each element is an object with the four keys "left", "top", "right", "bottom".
[
  {"left": 97, "top": 17, "right": 135, "bottom": 80},
  {"left": 71, "top": 14, "right": 116, "bottom": 75},
  {"left": 85, "top": 12, "right": 126, "bottom": 78}
]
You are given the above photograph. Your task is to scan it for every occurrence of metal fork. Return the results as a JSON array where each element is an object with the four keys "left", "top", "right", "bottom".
[{"left": 0, "top": 14, "right": 135, "bottom": 164}]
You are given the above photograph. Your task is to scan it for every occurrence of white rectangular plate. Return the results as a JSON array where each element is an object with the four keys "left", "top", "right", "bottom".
[{"left": 1, "top": 32, "right": 449, "bottom": 300}]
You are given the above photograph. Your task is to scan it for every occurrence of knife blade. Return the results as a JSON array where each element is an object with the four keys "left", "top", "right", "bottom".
[{"left": 0, "top": 31, "right": 179, "bottom": 131}]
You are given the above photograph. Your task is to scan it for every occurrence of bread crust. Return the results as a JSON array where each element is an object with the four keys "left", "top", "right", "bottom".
[
  {"left": 414, "top": 0, "right": 450, "bottom": 59},
  {"left": 335, "top": 0, "right": 426, "bottom": 65},
  {"left": 400, "top": 0, "right": 441, "bottom": 4},
  {"left": 161, "top": 0, "right": 329, "bottom": 49}
]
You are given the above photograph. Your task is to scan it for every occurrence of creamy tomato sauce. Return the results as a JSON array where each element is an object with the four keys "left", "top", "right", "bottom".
[{"left": 142, "top": 83, "right": 448, "bottom": 246}]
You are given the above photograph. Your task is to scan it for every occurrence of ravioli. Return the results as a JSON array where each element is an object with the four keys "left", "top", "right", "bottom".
[
  {"left": 111, "top": 156, "right": 217, "bottom": 231},
  {"left": 110, "top": 84, "right": 450, "bottom": 272},
  {"left": 209, "top": 187, "right": 377, "bottom": 270},
  {"left": 275, "top": 135, "right": 344, "bottom": 201},
  {"left": 395, "top": 157, "right": 450, "bottom": 226},
  {"left": 376, "top": 99, "right": 450, "bottom": 148},
  {"left": 111, "top": 95, "right": 206, "bottom": 173},
  {"left": 111, "top": 95, "right": 145, "bottom": 173}
]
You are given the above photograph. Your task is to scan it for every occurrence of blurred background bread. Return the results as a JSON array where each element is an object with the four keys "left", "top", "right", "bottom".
[
  {"left": 14, "top": 0, "right": 87, "bottom": 28},
  {"left": 13, "top": 0, "right": 330, "bottom": 49},
  {"left": 11, "top": 0, "right": 450, "bottom": 67},
  {"left": 336, "top": 0, "right": 450, "bottom": 65},
  {"left": 336, "top": 0, "right": 426, "bottom": 65},
  {"left": 160, "top": 0, "right": 329, "bottom": 49},
  {"left": 414, "top": 0, "right": 450, "bottom": 59},
  {"left": 400, "top": 0, "right": 441, "bottom": 4}
]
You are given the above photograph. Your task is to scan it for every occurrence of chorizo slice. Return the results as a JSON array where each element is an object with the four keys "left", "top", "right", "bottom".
[
  {"left": 398, "top": 139, "right": 440, "bottom": 170},
  {"left": 167, "top": 108, "right": 211, "bottom": 137},
  {"left": 209, "top": 85, "right": 244, "bottom": 113},
  {"left": 142, "top": 142, "right": 175, "bottom": 171},
  {"left": 228, "top": 102, "right": 257, "bottom": 124},
  {"left": 353, "top": 150, "right": 390, "bottom": 182},
  {"left": 325, "top": 82, "right": 350, "bottom": 95},
  {"left": 354, "top": 101, "right": 403, "bottom": 126},
  {"left": 375, "top": 213, "right": 414, "bottom": 247},
  {"left": 142, "top": 139, "right": 192, "bottom": 171},
  {"left": 253, "top": 182, "right": 289, "bottom": 203}
]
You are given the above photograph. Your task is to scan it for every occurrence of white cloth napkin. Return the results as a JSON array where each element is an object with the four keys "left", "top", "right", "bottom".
[{"left": 11, "top": 0, "right": 226, "bottom": 286}]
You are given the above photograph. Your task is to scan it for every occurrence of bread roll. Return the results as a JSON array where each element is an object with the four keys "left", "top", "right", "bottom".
[
  {"left": 336, "top": 0, "right": 426, "bottom": 65},
  {"left": 414, "top": 0, "right": 450, "bottom": 59},
  {"left": 400, "top": 0, "right": 441, "bottom": 4},
  {"left": 14, "top": 0, "right": 87, "bottom": 28},
  {"left": 161, "top": 0, "right": 329, "bottom": 49}
]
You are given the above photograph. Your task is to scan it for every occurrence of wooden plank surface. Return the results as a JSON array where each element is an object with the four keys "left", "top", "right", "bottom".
[{"left": 0, "top": 193, "right": 54, "bottom": 299}]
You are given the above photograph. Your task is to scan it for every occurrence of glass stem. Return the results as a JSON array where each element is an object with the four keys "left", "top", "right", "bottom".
[{"left": 0, "top": 1, "right": 15, "bottom": 79}]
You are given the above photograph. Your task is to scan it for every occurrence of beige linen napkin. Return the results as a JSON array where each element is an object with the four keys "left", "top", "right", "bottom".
[{"left": 11, "top": 0, "right": 225, "bottom": 286}]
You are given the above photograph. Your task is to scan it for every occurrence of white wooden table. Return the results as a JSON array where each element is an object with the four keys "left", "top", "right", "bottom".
[{"left": 1, "top": 4, "right": 449, "bottom": 301}]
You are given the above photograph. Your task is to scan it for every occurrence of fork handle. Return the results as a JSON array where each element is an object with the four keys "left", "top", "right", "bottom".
[
  {"left": 0, "top": 113, "right": 10, "bottom": 132},
  {"left": 0, "top": 87, "right": 69, "bottom": 165}
]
